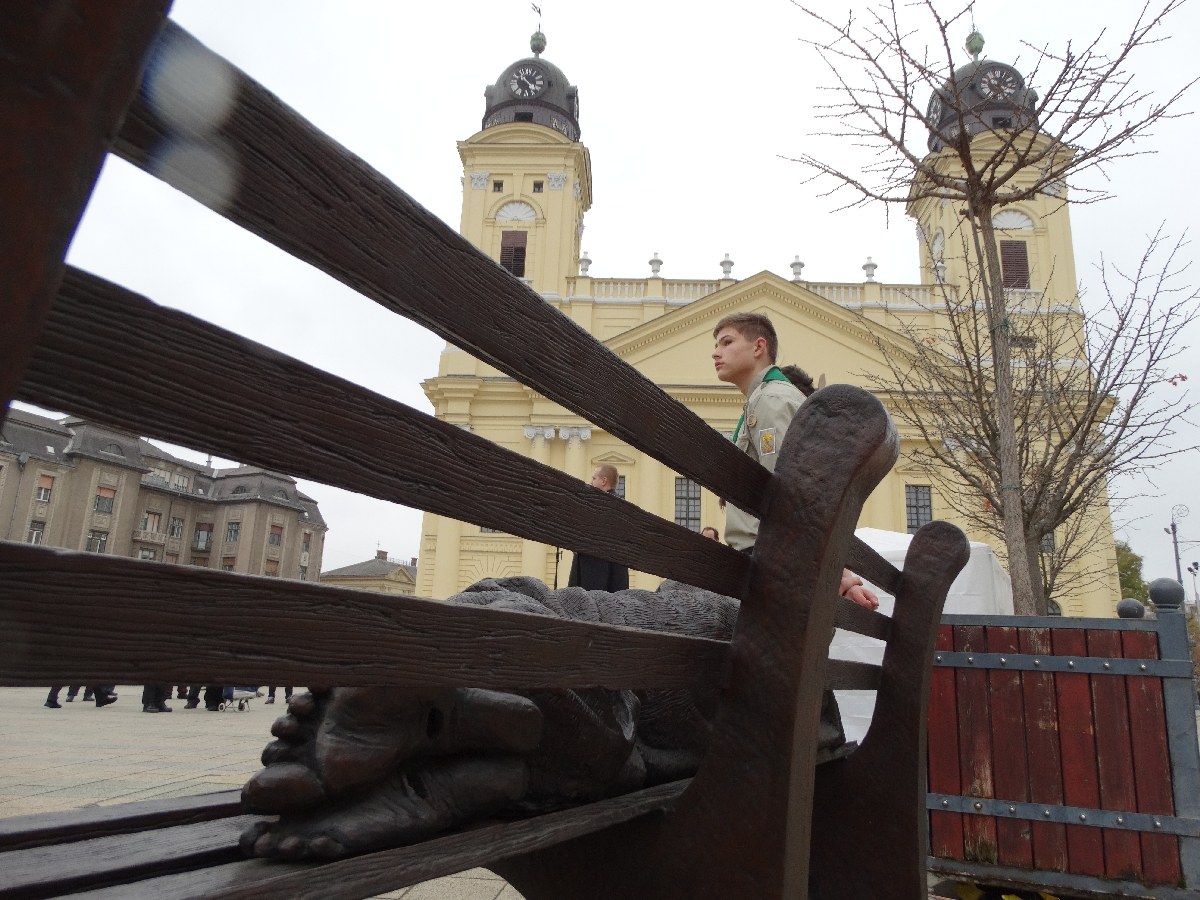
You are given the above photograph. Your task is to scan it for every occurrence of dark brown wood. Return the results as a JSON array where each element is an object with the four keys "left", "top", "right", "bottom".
[
  {"left": 0, "top": 791, "right": 240, "bottom": 852},
  {"left": 986, "top": 625, "right": 1032, "bottom": 869},
  {"left": 1019, "top": 626, "right": 1068, "bottom": 873},
  {"left": 1123, "top": 629, "right": 1181, "bottom": 886},
  {"left": 68, "top": 782, "right": 690, "bottom": 900},
  {"left": 928, "top": 624, "right": 964, "bottom": 860},
  {"left": 495, "top": 386, "right": 923, "bottom": 899},
  {"left": 1052, "top": 628, "right": 1105, "bottom": 877},
  {"left": 0, "top": 0, "right": 169, "bottom": 410},
  {"left": 0, "top": 815, "right": 256, "bottom": 899},
  {"left": 20, "top": 268, "right": 750, "bottom": 597},
  {"left": 809, "top": 519, "right": 970, "bottom": 900},
  {"left": 1087, "top": 628, "right": 1142, "bottom": 879},
  {"left": 0, "top": 543, "right": 728, "bottom": 690}
]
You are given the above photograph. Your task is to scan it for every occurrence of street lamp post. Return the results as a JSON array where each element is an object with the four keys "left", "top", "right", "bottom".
[
  {"left": 1165, "top": 504, "right": 1189, "bottom": 584},
  {"left": 1188, "top": 561, "right": 1200, "bottom": 609}
]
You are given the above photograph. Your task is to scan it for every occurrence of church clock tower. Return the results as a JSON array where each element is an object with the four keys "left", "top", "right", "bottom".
[
  {"left": 908, "top": 32, "right": 1079, "bottom": 310},
  {"left": 457, "top": 30, "right": 592, "bottom": 298}
]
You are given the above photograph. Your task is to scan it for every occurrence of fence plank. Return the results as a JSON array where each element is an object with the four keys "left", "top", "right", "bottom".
[
  {"left": 1087, "top": 628, "right": 1142, "bottom": 880},
  {"left": 986, "top": 625, "right": 1032, "bottom": 869},
  {"left": 954, "top": 625, "right": 997, "bottom": 863},
  {"left": 1019, "top": 627, "right": 1068, "bottom": 872},
  {"left": 928, "top": 625, "right": 963, "bottom": 859},
  {"left": 1052, "top": 628, "right": 1105, "bottom": 877},
  {"left": 1122, "top": 629, "right": 1181, "bottom": 886}
]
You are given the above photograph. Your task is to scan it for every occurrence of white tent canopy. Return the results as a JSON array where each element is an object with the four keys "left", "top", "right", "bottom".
[{"left": 834, "top": 527, "right": 1014, "bottom": 743}]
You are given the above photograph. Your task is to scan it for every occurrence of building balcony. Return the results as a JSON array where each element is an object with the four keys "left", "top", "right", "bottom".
[
  {"left": 132, "top": 529, "right": 167, "bottom": 545},
  {"left": 193, "top": 538, "right": 213, "bottom": 552}
]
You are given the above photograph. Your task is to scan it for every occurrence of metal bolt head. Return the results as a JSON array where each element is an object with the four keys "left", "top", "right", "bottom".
[
  {"left": 1000, "top": 657, "right": 1007, "bottom": 665},
  {"left": 942, "top": 799, "right": 950, "bottom": 807},
  {"left": 1043, "top": 810, "right": 1052, "bottom": 817},
  {"left": 967, "top": 656, "right": 974, "bottom": 664},
  {"left": 1034, "top": 659, "right": 1041, "bottom": 666},
  {"left": 1103, "top": 662, "right": 1111, "bottom": 669},
  {"left": 1079, "top": 813, "right": 1087, "bottom": 821},
  {"left": 974, "top": 802, "right": 983, "bottom": 810},
  {"left": 1140, "top": 663, "right": 1148, "bottom": 671},
  {"left": 1068, "top": 660, "right": 1075, "bottom": 668},
  {"left": 1008, "top": 806, "right": 1016, "bottom": 814}
]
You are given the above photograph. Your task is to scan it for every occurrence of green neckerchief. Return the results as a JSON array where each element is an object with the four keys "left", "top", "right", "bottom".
[{"left": 732, "top": 366, "right": 791, "bottom": 443}]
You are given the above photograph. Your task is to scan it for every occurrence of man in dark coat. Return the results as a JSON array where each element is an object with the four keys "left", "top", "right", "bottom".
[{"left": 566, "top": 464, "right": 629, "bottom": 591}]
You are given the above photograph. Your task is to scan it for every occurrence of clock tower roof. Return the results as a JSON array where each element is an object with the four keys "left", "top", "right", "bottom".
[
  {"left": 482, "top": 31, "right": 580, "bottom": 140},
  {"left": 925, "top": 31, "right": 1039, "bottom": 152}
]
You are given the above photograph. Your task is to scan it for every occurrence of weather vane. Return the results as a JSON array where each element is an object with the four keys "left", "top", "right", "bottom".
[{"left": 532, "top": 3, "right": 542, "bottom": 30}]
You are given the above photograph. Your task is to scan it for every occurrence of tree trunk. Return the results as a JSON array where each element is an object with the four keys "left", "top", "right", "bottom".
[{"left": 972, "top": 204, "right": 1039, "bottom": 615}]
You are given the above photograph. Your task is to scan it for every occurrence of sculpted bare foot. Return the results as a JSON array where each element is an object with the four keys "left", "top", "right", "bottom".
[
  {"left": 241, "top": 755, "right": 529, "bottom": 860},
  {"left": 242, "top": 687, "right": 542, "bottom": 814}
]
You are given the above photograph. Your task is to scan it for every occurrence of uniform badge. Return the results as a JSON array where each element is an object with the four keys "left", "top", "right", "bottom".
[
  {"left": 748, "top": 415, "right": 757, "bottom": 429},
  {"left": 758, "top": 428, "right": 776, "bottom": 456}
]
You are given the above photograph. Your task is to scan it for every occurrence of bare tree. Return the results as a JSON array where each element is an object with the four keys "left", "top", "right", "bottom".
[{"left": 789, "top": 0, "right": 1196, "bottom": 614}]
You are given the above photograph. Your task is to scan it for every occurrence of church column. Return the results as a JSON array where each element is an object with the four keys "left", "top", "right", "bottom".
[
  {"left": 560, "top": 426, "right": 592, "bottom": 481},
  {"left": 521, "top": 425, "right": 555, "bottom": 581},
  {"left": 431, "top": 424, "right": 471, "bottom": 598}
]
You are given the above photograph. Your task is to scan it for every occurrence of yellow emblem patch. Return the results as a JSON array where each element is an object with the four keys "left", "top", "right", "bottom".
[{"left": 758, "top": 428, "right": 776, "bottom": 456}]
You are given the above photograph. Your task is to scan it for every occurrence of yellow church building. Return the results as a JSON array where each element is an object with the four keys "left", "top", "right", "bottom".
[{"left": 415, "top": 32, "right": 1119, "bottom": 617}]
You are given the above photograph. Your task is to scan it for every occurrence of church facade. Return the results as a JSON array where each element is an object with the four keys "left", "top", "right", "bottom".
[{"left": 415, "top": 33, "right": 1119, "bottom": 616}]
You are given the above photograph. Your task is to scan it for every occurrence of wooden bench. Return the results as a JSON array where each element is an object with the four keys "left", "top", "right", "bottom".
[{"left": 0, "top": 5, "right": 971, "bottom": 897}]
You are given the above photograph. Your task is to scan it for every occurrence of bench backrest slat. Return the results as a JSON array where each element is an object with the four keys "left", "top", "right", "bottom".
[{"left": 111, "top": 22, "right": 771, "bottom": 517}]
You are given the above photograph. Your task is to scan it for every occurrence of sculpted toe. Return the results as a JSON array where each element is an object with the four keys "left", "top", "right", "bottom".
[{"left": 242, "top": 762, "right": 326, "bottom": 813}]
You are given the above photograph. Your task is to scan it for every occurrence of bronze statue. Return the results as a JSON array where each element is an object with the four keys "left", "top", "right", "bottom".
[{"left": 240, "top": 576, "right": 848, "bottom": 860}]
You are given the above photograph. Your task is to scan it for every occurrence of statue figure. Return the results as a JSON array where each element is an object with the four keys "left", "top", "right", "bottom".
[{"left": 240, "top": 576, "right": 850, "bottom": 860}]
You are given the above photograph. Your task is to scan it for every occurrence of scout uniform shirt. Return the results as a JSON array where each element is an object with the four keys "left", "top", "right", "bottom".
[{"left": 724, "top": 366, "right": 805, "bottom": 551}]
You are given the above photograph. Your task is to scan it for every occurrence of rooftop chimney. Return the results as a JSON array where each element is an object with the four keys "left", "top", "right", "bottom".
[{"left": 376, "top": 550, "right": 388, "bottom": 560}]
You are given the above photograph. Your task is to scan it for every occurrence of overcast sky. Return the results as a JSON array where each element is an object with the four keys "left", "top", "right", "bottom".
[{"left": 37, "top": 1, "right": 1200, "bottom": 589}]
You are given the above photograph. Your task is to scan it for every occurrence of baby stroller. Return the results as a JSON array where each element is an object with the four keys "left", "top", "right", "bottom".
[{"left": 219, "top": 686, "right": 262, "bottom": 711}]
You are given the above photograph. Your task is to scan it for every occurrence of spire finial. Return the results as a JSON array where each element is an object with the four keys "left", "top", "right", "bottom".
[
  {"left": 965, "top": 30, "right": 985, "bottom": 61},
  {"left": 530, "top": 4, "right": 545, "bottom": 56}
]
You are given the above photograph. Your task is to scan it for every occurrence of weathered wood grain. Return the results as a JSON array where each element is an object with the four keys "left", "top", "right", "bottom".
[
  {"left": 0, "top": 543, "right": 729, "bottom": 690},
  {"left": 68, "top": 781, "right": 690, "bottom": 900},
  {"left": 1053, "top": 628, "right": 1105, "bottom": 877},
  {"left": 21, "top": 268, "right": 750, "bottom": 597},
  {"left": 1019, "top": 626, "right": 1068, "bottom": 873},
  {"left": 928, "top": 625, "right": 965, "bottom": 860},
  {"left": 0, "top": 815, "right": 256, "bottom": 899},
  {"left": 0, "top": 791, "right": 240, "bottom": 852},
  {"left": 986, "top": 625, "right": 1031, "bottom": 869},
  {"left": 0, "top": 0, "right": 169, "bottom": 410}
]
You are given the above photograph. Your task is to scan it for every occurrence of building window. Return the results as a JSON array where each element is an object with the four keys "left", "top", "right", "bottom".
[
  {"left": 492, "top": 180, "right": 504, "bottom": 192},
  {"left": 86, "top": 530, "right": 109, "bottom": 553},
  {"left": 999, "top": 240, "right": 1031, "bottom": 289},
  {"left": 500, "top": 231, "right": 528, "bottom": 278},
  {"left": 269, "top": 524, "right": 284, "bottom": 546},
  {"left": 616, "top": 475, "right": 626, "bottom": 500},
  {"left": 302, "top": 531, "right": 312, "bottom": 553},
  {"left": 674, "top": 478, "right": 701, "bottom": 531},
  {"left": 533, "top": 180, "right": 544, "bottom": 193},
  {"left": 513, "top": 112, "right": 534, "bottom": 123},
  {"left": 191, "top": 556, "right": 208, "bottom": 568},
  {"left": 991, "top": 116, "right": 1013, "bottom": 128},
  {"left": 35, "top": 474, "right": 55, "bottom": 502},
  {"left": 225, "top": 521, "right": 240, "bottom": 543},
  {"left": 264, "top": 559, "right": 279, "bottom": 577},
  {"left": 27, "top": 520, "right": 45, "bottom": 545},
  {"left": 169, "top": 516, "right": 184, "bottom": 538},
  {"left": 173, "top": 473, "right": 189, "bottom": 491},
  {"left": 299, "top": 565, "right": 308, "bottom": 581},
  {"left": 139, "top": 548, "right": 157, "bottom": 561},
  {"left": 142, "top": 511, "right": 162, "bottom": 533},
  {"left": 149, "top": 467, "right": 170, "bottom": 484},
  {"left": 232, "top": 486, "right": 248, "bottom": 495},
  {"left": 222, "top": 556, "right": 236, "bottom": 571},
  {"left": 194, "top": 523, "right": 214, "bottom": 552},
  {"left": 94, "top": 486, "right": 116, "bottom": 513},
  {"left": 905, "top": 485, "right": 933, "bottom": 534}
]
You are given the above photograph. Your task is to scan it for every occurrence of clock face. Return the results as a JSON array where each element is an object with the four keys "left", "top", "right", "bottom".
[
  {"left": 978, "top": 66, "right": 1020, "bottom": 100},
  {"left": 508, "top": 65, "right": 546, "bottom": 99},
  {"left": 927, "top": 93, "right": 943, "bottom": 124}
]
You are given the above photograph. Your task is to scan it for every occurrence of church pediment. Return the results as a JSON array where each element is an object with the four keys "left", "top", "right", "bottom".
[{"left": 602, "top": 271, "right": 913, "bottom": 390}]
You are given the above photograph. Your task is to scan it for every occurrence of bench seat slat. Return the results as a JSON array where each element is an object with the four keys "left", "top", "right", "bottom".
[
  {"left": 0, "top": 791, "right": 241, "bottom": 852},
  {"left": 0, "top": 815, "right": 258, "bottom": 899},
  {"left": 111, "top": 22, "right": 772, "bottom": 519},
  {"left": 22, "top": 267, "right": 750, "bottom": 599},
  {"left": 66, "top": 781, "right": 691, "bottom": 900},
  {"left": 0, "top": 544, "right": 730, "bottom": 690}
]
